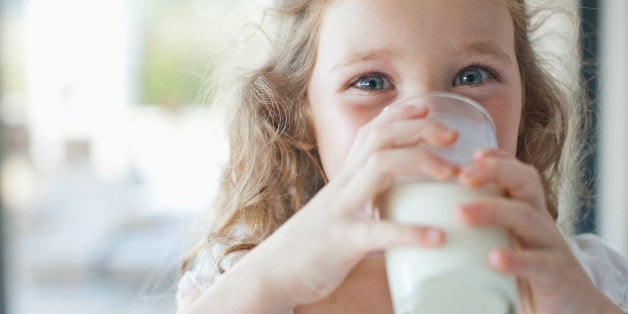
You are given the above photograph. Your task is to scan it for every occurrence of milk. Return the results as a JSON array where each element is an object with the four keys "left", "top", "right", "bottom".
[{"left": 383, "top": 181, "right": 518, "bottom": 314}]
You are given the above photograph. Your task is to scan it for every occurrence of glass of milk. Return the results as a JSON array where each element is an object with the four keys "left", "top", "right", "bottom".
[{"left": 381, "top": 92, "right": 518, "bottom": 314}]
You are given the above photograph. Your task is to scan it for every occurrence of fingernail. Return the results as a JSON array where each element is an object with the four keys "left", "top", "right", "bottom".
[
  {"left": 444, "top": 129, "right": 458, "bottom": 141},
  {"left": 461, "top": 166, "right": 478, "bottom": 178},
  {"left": 425, "top": 229, "right": 443, "bottom": 242},
  {"left": 407, "top": 105, "right": 428, "bottom": 115},
  {"left": 456, "top": 204, "right": 483, "bottom": 223},
  {"left": 460, "top": 165, "right": 487, "bottom": 187},
  {"left": 457, "top": 204, "right": 475, "bottom": 216},
  {"left": 397, "top": 103, "right": 424, "bottom": 110},
  {"left": 421, "top": 228, "right": 443, "bottom": 244},
  {"left": 489, "top": 249, "right": 513, "bottom": 271},
  {"left": 441, "top": 165, "right": 459, "bottom": 179},
  {"left": 474, "top": 149, "right": 488, "bottom": 159},
  {"left": 489, "top": 250, "right": 502, "bottom": 266},
  {"left": 460, "top": 167, "right": 482, "bottom": 185}
]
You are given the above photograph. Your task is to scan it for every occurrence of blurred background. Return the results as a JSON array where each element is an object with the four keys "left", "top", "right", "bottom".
[{"left": 0, "top": 0, "right": 625, "bottom": 313}]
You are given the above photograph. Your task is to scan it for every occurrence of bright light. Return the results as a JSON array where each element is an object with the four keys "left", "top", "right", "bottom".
[{"left": 25, "top": 0, "right": 129, "bottom": 178}]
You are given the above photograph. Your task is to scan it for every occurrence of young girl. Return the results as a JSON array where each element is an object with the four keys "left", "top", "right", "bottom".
[{"left": 177, "top": 0, "right": 628, "bottom": 313}]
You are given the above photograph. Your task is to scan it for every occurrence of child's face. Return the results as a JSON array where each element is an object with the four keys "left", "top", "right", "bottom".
[{"left": 308, "top": 0, "right": 523, "bottom": 179}]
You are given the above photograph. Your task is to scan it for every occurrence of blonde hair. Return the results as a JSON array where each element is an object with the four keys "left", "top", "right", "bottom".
[{"left": 183, "top": 0, "right": 582, "bottom": 273}]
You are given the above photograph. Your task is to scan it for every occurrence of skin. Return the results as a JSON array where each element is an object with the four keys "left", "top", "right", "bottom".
[
  {"left": 309, "top": 0, "right": 522, "bottom": 177},
  {"left": 179, "top": 0, "right": 625, "bottom": 313}
]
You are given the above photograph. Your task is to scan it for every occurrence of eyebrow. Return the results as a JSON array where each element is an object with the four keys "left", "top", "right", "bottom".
[
  {"left": 330, "top": 49, "right": 396, "bottom": 74},
  {"left": 459, "top": 40, "right": 512, "bottom": 64},
  {"left": 329, "top": 40, "right": 512, "bottom": 74}
]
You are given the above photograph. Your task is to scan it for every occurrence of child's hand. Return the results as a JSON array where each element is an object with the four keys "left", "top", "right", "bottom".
[
  {"left": 458, "top": 149, "right": 623, "bottom": 314},
  {"left": 255, "top": 104, "right": 458, "bottom": 308}
]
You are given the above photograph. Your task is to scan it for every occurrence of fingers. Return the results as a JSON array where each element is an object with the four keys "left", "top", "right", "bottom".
[
  {"left": 456, "top": 197, "right": 558, "bottom": 248},
  {"left": 342, "top": 147, "right": 459, "bottom": 209},
  {"left": 349, "top": 220, "right": 446, "bottom": 252},
  {"left": 366, "top": 119, "right": 458, "bottom": 150},
  {"left": 339, "top": 103, "right": 459, "bottom": 207},
  {"left": 459, "top": 149, "right": 547, "bottom": 214},
  {"left": 489, "top": 248, "right": 576, "bottom": 288},
  {"left": 373, "top": 102, "right": 428, "bottom": 124},
  {"left": 346, "top": 105, "right": 457, "bottom": 170},
  {"left": 491, "top": 247, "right": 617, "bottom": 314}
]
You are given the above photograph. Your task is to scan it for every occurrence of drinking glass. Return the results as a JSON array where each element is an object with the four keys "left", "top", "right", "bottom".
[{"left": 381, "top": 92, "right": 518, "bottom": 314}]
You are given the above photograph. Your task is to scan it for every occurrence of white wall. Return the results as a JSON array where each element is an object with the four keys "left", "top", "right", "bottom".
[{"left": 599, "top": 0, "right": 628, "bottom": 257}]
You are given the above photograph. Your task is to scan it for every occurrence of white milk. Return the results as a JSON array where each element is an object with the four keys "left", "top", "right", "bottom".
[{"left": 383, "top": 181, "right": 517, "bottom": 314}]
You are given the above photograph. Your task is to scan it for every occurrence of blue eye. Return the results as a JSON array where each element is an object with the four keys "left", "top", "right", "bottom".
[
  {"left": 454, "top": 67, "right": 492, "bottom": 86},
  {"left": 353, "top": 73, "right": 393, "bottom": 90}
]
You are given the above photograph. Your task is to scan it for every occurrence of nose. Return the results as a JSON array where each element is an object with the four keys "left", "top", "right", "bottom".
[{"left": 398, "top": 72, "right": 452, "bottom": 100}]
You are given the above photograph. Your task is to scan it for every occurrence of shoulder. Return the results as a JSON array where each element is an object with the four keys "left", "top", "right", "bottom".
[
  {"left": 176, "top": 242, "right": 249, "bottom": 309},
  {"left": 566, "top": 233, "right": 628, "bottom": 310}
]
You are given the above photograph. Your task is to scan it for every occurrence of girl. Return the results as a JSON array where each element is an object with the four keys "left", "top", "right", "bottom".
[{"left": 177, "top": 0, "right": 628, "bottom": 313}]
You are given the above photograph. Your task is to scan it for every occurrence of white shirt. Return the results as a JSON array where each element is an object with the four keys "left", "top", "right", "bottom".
[{"left": 177, "top": 233, "right": 628, "bottom": 311}]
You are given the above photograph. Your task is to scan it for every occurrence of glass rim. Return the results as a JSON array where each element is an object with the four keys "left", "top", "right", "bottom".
[{"left": 387, "top": 92, "right": 497, "bottom": 133}]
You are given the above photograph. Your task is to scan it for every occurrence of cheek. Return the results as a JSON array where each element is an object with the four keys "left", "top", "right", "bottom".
[
  {"left": 313, "top": 112, "right": 359, "bottom": 179},
  {"left": 309, "top": 96, "right": 382, "bottom": 179},
  {"left": 482, "top": 96, "right": 522, "bottom": 155}
]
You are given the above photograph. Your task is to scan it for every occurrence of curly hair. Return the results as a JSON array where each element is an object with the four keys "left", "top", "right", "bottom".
[{"left": 182, "top": 0, "right": 583, "bottom": 273}]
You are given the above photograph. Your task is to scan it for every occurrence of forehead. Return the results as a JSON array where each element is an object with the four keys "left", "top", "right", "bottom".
[{"left": 317, "top": 0, "right": 515, "bottom": 65}]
